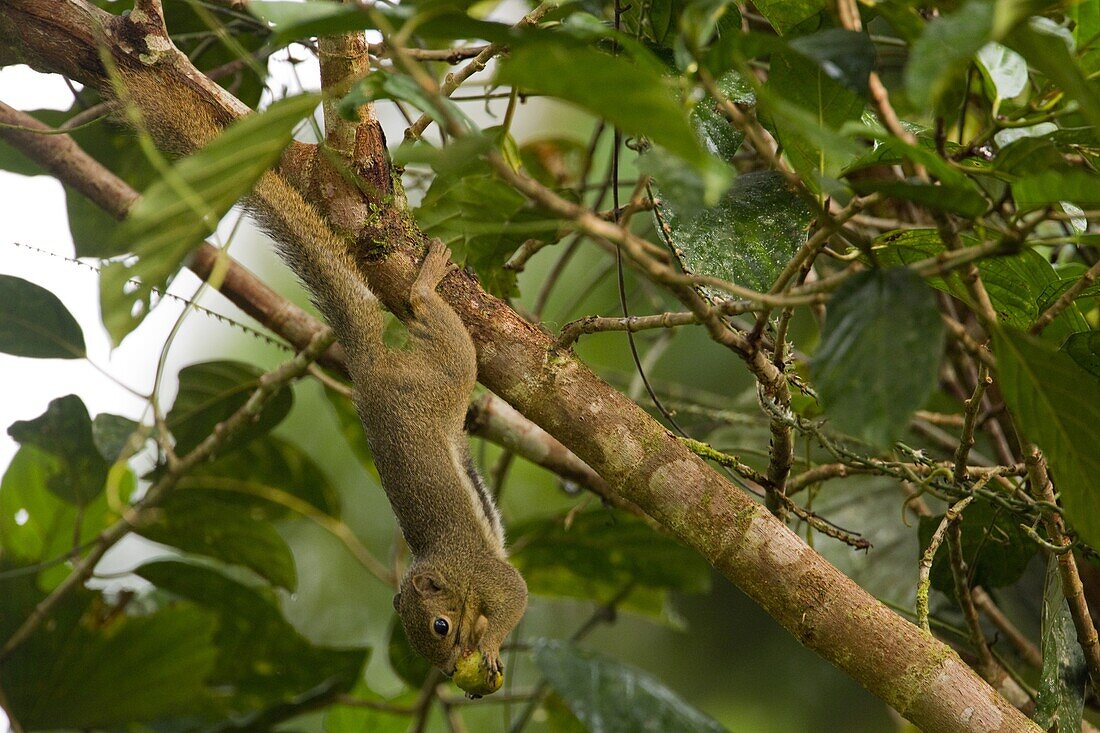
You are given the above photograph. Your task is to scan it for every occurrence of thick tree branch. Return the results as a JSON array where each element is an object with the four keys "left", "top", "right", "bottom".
[{"left": 0, "top": 3, "right": 1043, "bottom": 730}]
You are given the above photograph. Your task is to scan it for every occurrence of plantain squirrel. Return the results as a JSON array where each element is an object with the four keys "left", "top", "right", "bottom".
[{"left": 114, "top": 69, "right": 527, "bottom": 696}]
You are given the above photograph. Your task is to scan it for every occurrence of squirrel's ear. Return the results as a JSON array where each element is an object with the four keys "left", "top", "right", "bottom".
[
  {"left": 392, "top": 592, "right": 402, "bottom": 611},
  {"left": 412, "top": 571, "right": 443, "bottom": 596}
]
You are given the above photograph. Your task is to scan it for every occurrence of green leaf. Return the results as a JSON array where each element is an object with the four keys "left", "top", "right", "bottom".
[
  {"left": 138, "top": 491, "right": 298, "bottom": 591},
  {"left": 101, "top": 93, "right": 319, "bottom": 345},
  {"left": 251, "top": 0, "right": 359, "bottom": 45},
  {"left": 166, "top": 360, "right": 294, "bottom": 456},
  {"left": 509, "top": 511, "right": 710, "bottom": 618},
  {"left": 415, "top": 158, "right": 559, "bottom": 297},
  {"left": 0, "top": 275, "right": 86, "bottom": 359},
  {"left": 752, "top": 0, "right": 824, "bottom": 34},
  {"left": 253, "top": 2, "right": 510, "bottom": 48},
  {"left": 1, "top": 580, "right": 220, "bottom": 730},
  {"left": 906, "top": 0, "right": 997, "bottom": 109},
  {"left": 91, "top": 412, "right": 142, "bottom": 462},
  {"left": 657, "top": 170, "right": 813, "bottom": 294},
  {"left": 812, "top": 268, "right": 945, "bottom": 447},
  {"left": 872, "top": 229, "right": 1088, "bottom": 342},
  {"left": 185, "top": 433, "right": 342, "bottom": 518},
  {"left": 325, "top": 677, "right": 414, "bottom": 733},
  {"left": 0, "top": 447, "right": 65, "bottom": 564},
  {"left": 388, "top": 617, "right": 433, "bottom": 688},
  {"left": 1006, "top": 19, "right": 1100, "bottom": 134},
  {"left": 788, "top": 29, "right": 875, "bottom": 96},
  {"left": 847, "top": 138, "right": 989, "bottom": 217},
  {"left": 764, "top": 50, "right": 865, "bottom": 183},
  {"left": 1013, "top": 169, "right": 1100, "bottom": 210},
  {"left": 323, "top": 385, "right": 376, "bottom": 469},
  {"left": 8, "top": 395, "right": 108, "bottom": 505},
  {"left": 690, "top": 74, "right": 748, "bottom": 161},
  {"left": 1062, "top": 331, "right": 1100, "bottom": 380},
  {"left": 136, "top": 560, "right": 366, "bottom": 715},
  {"left": 851, "top": 178, "right": 989, "bottom": 217},
  {"left": 995, "top": 329, "right": 1100, "bottom": 547},
  {"left": 544, "top": 693, "right": 590, "bottom": 733},
  {"left": 341, "top": 72, "right": 471, "bottom": 130},
  {"left": 917, "top": 498, "right": 1036, "bottom": 594},
  {"left": 1033, "top": 555, "right": 1087, "bottom": 731},
  {"left": 532, "top": 640, "right": 729, "bottom": 733},
  {"left": 977, "top": 42, "right": 1029, "bottom": 100},
  {"left": 496, "top": 39, "right": 714, "bottom": 172}
]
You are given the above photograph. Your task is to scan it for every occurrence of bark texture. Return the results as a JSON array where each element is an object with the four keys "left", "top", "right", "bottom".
[{"left": 0, "top": 2, "right": 1041, "bottom": 730}]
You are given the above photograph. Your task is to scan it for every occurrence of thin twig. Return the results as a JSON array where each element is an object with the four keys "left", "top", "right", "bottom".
[
  {"left": 953, "top": 361, "right": 990, "bottom": 483},
  {"left": 917, "top": 497, "right": 973, "bottom": 632}
]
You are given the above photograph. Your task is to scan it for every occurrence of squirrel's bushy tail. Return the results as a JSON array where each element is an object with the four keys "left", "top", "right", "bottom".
[
  {"left": 113, "top": 68, "right": 382, "bottom": 360},
  {"left": 248, "top": 173, "right": 383, "bottom": 362}
]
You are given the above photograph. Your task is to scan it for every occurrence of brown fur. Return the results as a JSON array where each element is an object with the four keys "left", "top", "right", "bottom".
[{"left": 116, "top": 67, "right": 527, "bottom": 691}]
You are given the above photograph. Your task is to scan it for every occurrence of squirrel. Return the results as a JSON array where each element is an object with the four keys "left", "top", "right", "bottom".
[{"left": 114, "top": 69, "right": 528, "bottom": 696}]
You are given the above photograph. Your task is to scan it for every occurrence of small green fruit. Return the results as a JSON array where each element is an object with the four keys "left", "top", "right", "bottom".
[{"left": 453, "top": 651, "right": 503, "bottom": 697}]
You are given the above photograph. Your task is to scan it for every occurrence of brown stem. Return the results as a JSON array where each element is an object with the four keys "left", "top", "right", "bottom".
[{"left": 1026, "top": 447, "right": 1100, "bottom": 699}]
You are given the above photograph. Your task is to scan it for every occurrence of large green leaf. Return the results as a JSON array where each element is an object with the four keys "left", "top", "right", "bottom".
[
  {"left": 166, "top": 360, "right": 294, "bottom": 456},
  {"left": 185, "top": 433, "right": 342, "bottom": 518},
  {"left": 1033, "top": 555, "right": 1087, "bottom": 731},
  {"left": 788, "top": 29, "right": 875, "bottom": 96},
  {"left": 496, "top": 39, "right": 720, "bottom": 178},
  {"left": 325, "top": 676, "right": 413, "bottom": 733},
  {"left": 414, "top": 160, "right": 559, "bottom": 297},
  {"left": 764, "top": 50, "right": 865, "bottom": 183},
  {"left": 341, "top": 72, "right": 471, "bottom": 130},
  {"left": 101, "top": 93, "right": 319, "bottom": 344},
  {"left": 917, "top": 498, "right": 1036, "bottom": 594},
  {"left": 0, "top": 446, "right": 119, "bottom": 572},
  {"left": 1006, "top": 19, "right": 1100, "bottom": 134},
  {"left": 0, "top": 276, "right": 86, "bottom": 359},
  {"left": 532, "top": 640, "right": 729, "bottom": 733},
  {"left": 658, "top": 170, "right": 813, "bottom": 294},
  {"left": 91, "top": 412, "right": 143, "bottom": 462},
  {"left": 811, "top": 268, "right": 945, "bottom": 447},
  {"left": 510, "top": 511, "right": 710, "bottom": 618},
  {"left": 994, "top": 328, "right": 1100, "bottom": 547},
  {"left": 1062, "top": 331, "right": 1100, "bottom": 380},
  {"left": 977, "top": 42, "right": 1029, "bottom": 100},
  {"left": 252, "top": 1, "right": 509, "bottom": 48},
  {"left": 1013, "top": 169, "right": 1100, "bottom": 210},
  {"left": 8, "top": 395, "right": 108, "bottom": 505},
  {"left": 138, "top": 491, "right": 298, "bottom": 591},
  {"left": 873, "top": 229, "right": 1088, "bottom": 342},
  {"left": 136, "top": 560, "right": 367, "bottom": 715},
  {"left": 0, "top": 579, "right": 219, "bottom": 730},
  {"left": 906, "top": 0, "right": 997, "bottom": 109},
  {"left": 752, "top": 0, "right": 824, "bottom": 34}
]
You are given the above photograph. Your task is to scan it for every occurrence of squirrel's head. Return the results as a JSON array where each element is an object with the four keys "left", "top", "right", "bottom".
[{"left": 394, "top": 555, "right": 527, "bottom": 697}]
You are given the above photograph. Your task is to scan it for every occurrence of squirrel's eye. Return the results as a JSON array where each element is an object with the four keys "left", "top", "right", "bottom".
[{"left": 433, "top": 617, "right": 450, "bottom": 636}]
